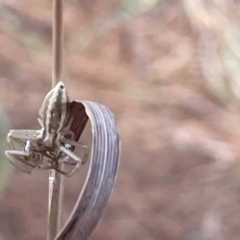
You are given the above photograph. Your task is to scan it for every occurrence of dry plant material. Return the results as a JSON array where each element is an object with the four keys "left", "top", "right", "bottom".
[{"left": 56, "top": 101, "right": 120, "bottom": 240}]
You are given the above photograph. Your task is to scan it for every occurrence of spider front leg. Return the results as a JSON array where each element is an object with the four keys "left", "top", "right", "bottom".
[
  {"left": 5, "top": 149, "right": 43, "bottom": 173},
  {"left": 57, "top": 144, "right": 82, "bottom": 176},
  {"left": 38, "top": 150, "right": 79, "bottom": 177},
  {"left": 7, "top": 129, "right": 41, "bottom": 150},
  {"left": 60, "top": 132, "right": 89, "bottom": 165},
  {"left": 38, "top": 163, "right": 75, "bottom": 177},
  {"left": 6, "top": 130, "right": 44, "bottom": 173}
]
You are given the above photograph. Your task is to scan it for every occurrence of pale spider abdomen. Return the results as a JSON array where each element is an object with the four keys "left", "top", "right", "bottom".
[{"left": 39, "top": 81, "right": 70, "bottom": 147}]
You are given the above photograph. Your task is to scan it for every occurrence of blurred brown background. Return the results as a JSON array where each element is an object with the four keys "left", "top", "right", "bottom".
[{"left": 1, "top": 0, "right": 240, "bottom": 239}]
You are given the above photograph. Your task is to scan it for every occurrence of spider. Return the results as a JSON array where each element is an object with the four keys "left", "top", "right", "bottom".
[{"left": 5, "top": 81, "right": 88, "bottom": 176}]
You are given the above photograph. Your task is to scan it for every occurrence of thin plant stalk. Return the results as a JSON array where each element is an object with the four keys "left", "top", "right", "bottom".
[
  {"left": 47, "top": 0, "right": 64, "bottom": 239},
  {"left": 52, "top": 0, "right": 63, "bottom": 86}
]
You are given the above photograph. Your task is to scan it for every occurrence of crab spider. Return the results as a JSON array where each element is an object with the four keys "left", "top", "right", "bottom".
[{"left": 5, "top": 82, "right": 88, "bottom": 176}]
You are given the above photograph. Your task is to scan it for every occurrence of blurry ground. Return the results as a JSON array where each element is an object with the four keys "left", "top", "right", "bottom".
[{"left": 1, "top": 0, "right": 240, "bottom": 239}]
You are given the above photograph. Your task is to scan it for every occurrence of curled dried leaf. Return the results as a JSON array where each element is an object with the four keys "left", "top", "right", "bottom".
[{"left": 56, "top": 101, "right": 120, "bottom": 240}]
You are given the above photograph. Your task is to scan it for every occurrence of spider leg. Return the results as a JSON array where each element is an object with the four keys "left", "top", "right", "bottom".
[
  {"left": 58, "top": 145, "right": 81, "bottom": 163},
  {"left": 62, "top": 116, "right": 74, "bottom": 132},
  {"left": 60, "top": 136, "right": 88, "bottom": 165},
  {"left": 60, "top": 129, "right": 75, "bottom": 141},
  {"left": 35, "top": 149, "right": 56, "bottom": 161},
  {"left": 38, "top": 163, "right": 75, "bottom": 177},
  {"left": 37, "top": 118, "right": 44, "bottom": 128},
  {"left": 57, "top": 145, "right": 82, "bottom": 176},
  {"left": 5, "top": 150, "right": 41, "bottom": 173},
  {"left": 7, "top": 129, "right": 40, "bottom": 150}
]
